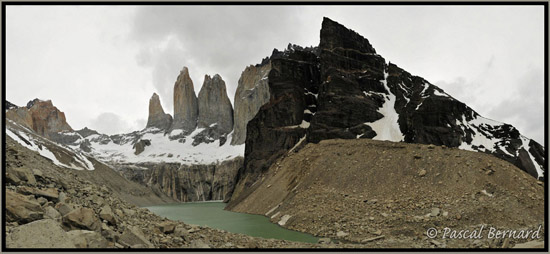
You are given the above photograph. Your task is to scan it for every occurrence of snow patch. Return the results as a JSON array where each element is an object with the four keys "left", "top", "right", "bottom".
[
  {"left": 289, "top": 135, "right": 307, "bottom": 153},
  {"left": 364, "top": 70, "right": 405, "bottom": 142},
  {"left": 278, "top": 214, "right": 292, "bottom": 226},
  {"left": 519, "top": 135, "right": 544, "bottom": 179},
  {"left": 433, "top": 89, "right": 449, "bottom": 97}
]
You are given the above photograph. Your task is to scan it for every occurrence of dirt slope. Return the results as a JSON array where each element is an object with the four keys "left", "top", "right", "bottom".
[{"left": 229, "top": 138, "right": 545, "bottom": 248}]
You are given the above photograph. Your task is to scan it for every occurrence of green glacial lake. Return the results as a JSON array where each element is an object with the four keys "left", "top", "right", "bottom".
[{"left": 146, "top": 201, "right": 319, "bottom": 243}]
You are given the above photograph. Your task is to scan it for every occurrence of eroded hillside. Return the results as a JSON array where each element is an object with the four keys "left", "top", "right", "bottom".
[{"left": 229, "top": 139, "right": 545, "bottom": 248}]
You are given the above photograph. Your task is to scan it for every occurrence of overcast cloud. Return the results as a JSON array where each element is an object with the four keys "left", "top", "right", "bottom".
[{"left": 5, "top": 5, "right": 545, "bottom": 144}]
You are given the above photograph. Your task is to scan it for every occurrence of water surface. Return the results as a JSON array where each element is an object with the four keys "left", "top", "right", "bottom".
[{"left": 146, "top": 201, "right": 318, "bottom": 243}]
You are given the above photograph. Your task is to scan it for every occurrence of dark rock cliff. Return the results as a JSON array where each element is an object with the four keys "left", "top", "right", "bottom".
[{"left": 227, "top": 17, "right": 545, "bottom": 208}]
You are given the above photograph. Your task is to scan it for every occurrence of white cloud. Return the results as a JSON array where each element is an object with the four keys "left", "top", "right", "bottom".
[{"left": 6, "top": 5, "right": 545, "bottom": 144}]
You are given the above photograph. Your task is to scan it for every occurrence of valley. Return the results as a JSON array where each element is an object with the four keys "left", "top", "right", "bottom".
[{"left": 3, "top": 16, "right": 546, "bottom": 250}]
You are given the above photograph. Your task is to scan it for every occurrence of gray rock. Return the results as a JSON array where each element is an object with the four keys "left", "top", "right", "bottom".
[
  {"left": 157, "top": 221, "right": 176, "bottom": 234},
  {"left": 132, "top": 139, "right": 151, "bottom": 155},
  {"left": 55, "top": 202, "right": 74, "bottom": 216},
  {"left": 67, "top": 230, "right": 110, "bottom": 248},
  {"left": 99, "top": 205, "right": 116, "bottom": 225},
  {"left": 231, "top": 63, "right": 271, "bottom": 145},
  {"left": 418, "top": 169, "right": 427, "bottom": 177},
  {"left": 431, "top": 208, "right": 440, "bottom": 217},
  {"left": 173, "top": 225, "right": 188, "bottom": 238},
  {"left": 18, "top": 186, "right": 59, "bottom": 201},
  {"left": 6, "top": 190, "right": 43, "bottom": 223},
  {"left": 146, "top": 93, "right": 173, "bottom": 130},
  {"left": 6, "top": 219, "right": 75, "bottom": 248},
  {"left": 58, "top": 192, "right": 67, "bottom": 203},
  {"left": 63, "top": 207, "right": 101, "bottom": 231},
  {"left": 190, "top": 239, "right": 211, "bottom": 248},
  {"left": 44, "top": 206, "right": 62, "bottom": 220},
  {"left": 318, "top": 237, "right": 331, "bottom": 244},
  {"left": 123, "top": 208, "right": 136, "bottom": 217},
  {"left": 197, "top": 74, "right": 234, "bottom": 136},
  {"left": 7, "top": 167, "right": 36, "bottom": 185},
  {"left": 172, "top": 67, "right": 199, "bottom": 133},
  {"left": 37, "top": 197, "right": 48, "bottom": 205},
  {"left": 118, "top": 226, "right": 153, "bottom": 248},
  {"left": 336, "top": 231, "right": 349, "bottom": 237}
]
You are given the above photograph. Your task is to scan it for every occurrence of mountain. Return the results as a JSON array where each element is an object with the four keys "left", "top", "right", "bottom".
[
  {"left": 146, "top": 93, "right": 173, "bottom": 130},
  {"left": 5, "top": 69, "right": 244, "bottom": 202},
  {"left": 172, "top": 67, "right": 199, "bottom": 133},
  {"left": 6, "top": 99, "right": 73, "bottom": 140},
  {"left": 228, "top": 17, "right": 545, "bottom": 206}
]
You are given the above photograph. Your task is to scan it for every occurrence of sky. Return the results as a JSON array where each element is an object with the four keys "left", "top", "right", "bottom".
[{"left": 5, "top": 5, "right": 545, "bottom": 144}]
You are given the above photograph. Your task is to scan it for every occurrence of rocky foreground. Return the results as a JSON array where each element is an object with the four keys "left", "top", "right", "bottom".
[
  {"left": 5, "top": 136, "right": 391, "bottom": 249},
  {"left": 229, "top": 139, "right": 545, "bottom": 248}
]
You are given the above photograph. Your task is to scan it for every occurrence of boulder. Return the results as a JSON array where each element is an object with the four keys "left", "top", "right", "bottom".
[
  {"left": 44, "top": 206, "right": 62, "bottom": 220},
  {"left": 172, "top": 67, "right": 199, "bottom": 133},
  {"left": 157, "top": 221, "right": 176, "bottom": 234},
  {"left": 6, "top": 219, "right": 75, "bottom": 248},
  {"left": 67, "top": 230, "right": 110, "bottom": 248},
  {"left": 18, "top": 186, "right": 59, "bottom": 201},
  {"left": 190, "top": 239, "right": 211, "bottom": 248},
  {"left": 99, "top": 205, "right": 116, "bottom": 225},
  {"left": 133, "top": 139, "right": 151, "bottom": 155},
  {"left": 55, "top": 202, "right": 74, "bottom": 216},
  {"left": 118, "top": 226, "right": 153, "bottom": 248},
  {"left": 63, "top": 207, "right": 101, "bottom": 231},
  {"left": 173, "top": 225, "right": 188, "bottom": 238},
  {"left": 6, "top": 167, "right": 36, "bottom": 185},
  {"left": 146, "top": 93, "right": 173, "bottom": 130},
  {"left": 6, "top": 190, "right": 43, "bottom": 223}
]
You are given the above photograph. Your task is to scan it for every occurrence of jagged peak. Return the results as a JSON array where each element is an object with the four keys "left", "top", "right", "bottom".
[{"left": 320, "top": 17, "right": 376, "bottom": 54}]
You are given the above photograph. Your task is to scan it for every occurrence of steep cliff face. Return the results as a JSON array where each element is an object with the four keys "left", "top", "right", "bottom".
[
  {"left": 172, "top": 67, "right": 199, "bottom": 133},
  {"left": 230, "top": 47, "right": 321, "bottom": 203},
  {"left": 197, "top": 74, "right": 234, "bottom": 134},
  {"left": 231, "top": 63, "right": 272, "bottom": 145},
  {"left": 146, "top": 93, "right": 173, "bottom": 130},
  {"left": 194, "top": 74, "right": 234, "bottom": 145},
  {"left": 116, "top": 157, "right": 243, "bottom": 202},
  {"left": 228, "top": 17, "right": 545, "bottom": 208}
]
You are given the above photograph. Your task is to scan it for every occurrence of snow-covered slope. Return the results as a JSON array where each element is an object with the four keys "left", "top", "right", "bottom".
[
  {"left": 56, "top": 127, "right": 244, "bottom": 165},
  {"left": 6, "top": 119, "right": 95, "bottom": 171}
]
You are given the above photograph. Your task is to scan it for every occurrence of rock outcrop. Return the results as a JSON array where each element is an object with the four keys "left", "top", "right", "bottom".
[
  {"left": 6, "top": 99, "right": 73, "bottom": 139},
  {"left": 146, "top": 93, "right": 173, "bottom": 130},
  {"left": 231, "top": 63, "right": 272, "bottom": 145},
  {"left": 133, "top": 139, "right": 151, "bottom": 155},
  {"left": 197, "top": 74, "right": 234, "bottom": 135},
  {"left": 172, "top": 67, "right": 199, "bottom": 133},
  {"left": 6, "top": 100, "right": 18, "bottom": 110},
  {"left": 228, "top": 17, "right": 545, "bottom": 207}
]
